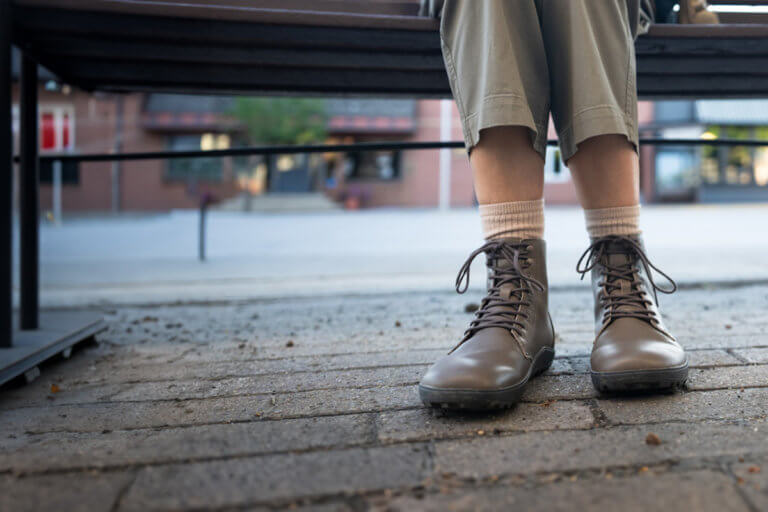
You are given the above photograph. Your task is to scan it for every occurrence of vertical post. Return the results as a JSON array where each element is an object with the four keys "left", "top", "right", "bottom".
[
  {"left": 438, "top": 99, "right": 452, "bottom": 211},
  {"left": 0, "top": 0, "right": 13, "bottom": 347},
  {"left": 111, "top": 94, "right": 123, "bottom": 213},
  {"left": 198, "top": 200, "right": 206, "bottom": 262},
  {"left": 19, "top": 54, "right": 38, "bottom": 330},
  {"left": 52, "top": 159, "right": 62, "bottom": 225}
]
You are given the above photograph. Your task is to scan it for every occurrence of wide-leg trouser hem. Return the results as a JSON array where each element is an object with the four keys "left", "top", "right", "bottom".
[
  {"left": 460, "top": 96, "right": 549, "bottom": 160},
  {"left": 558, "top": 105, "right": 638, "bottom": 163}
]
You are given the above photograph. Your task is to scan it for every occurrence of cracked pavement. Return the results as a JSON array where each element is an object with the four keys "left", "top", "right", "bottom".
[{"left": 1, "top": 282, "right": 767, "bottom": 510}]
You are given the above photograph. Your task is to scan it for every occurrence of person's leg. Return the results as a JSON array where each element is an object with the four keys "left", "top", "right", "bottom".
[
  {"left": 419, "top": 0, "right": 555, "bottom": 409},
  {"left": 471, "top": 126, "right": 545, "bottom": 240},
  {"left": 437, "top": 0, "right": 550, "bottom": 241},
  {"left": 543, "top": 0, "right": 687, "bottom": 393},
  {"left": 569, "top": 134, "right": 642, "bottom": 238},
  {"left": 471, "top": 126, "right": 544, "bottom": 205},
  {"left": 567, "top": 134, "right": 639, "bottom": 210},
  {"left": 543, "top": 0, "right": 645, "bottom": 238}
]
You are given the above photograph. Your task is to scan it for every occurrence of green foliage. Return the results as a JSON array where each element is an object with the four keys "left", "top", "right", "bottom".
[{"left": 231, "top": 97, "right": 327, "bottom": 145}]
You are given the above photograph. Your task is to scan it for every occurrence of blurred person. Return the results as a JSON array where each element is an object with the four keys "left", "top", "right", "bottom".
[
  {"left": 678, "top": 0, "right": 719, "bottom": 24},
  {"left": 645, "top": 0, "right": 719, "bottom": 25},
  {"left": 417, "top": 0, "right": 688, "bottom": 409}
]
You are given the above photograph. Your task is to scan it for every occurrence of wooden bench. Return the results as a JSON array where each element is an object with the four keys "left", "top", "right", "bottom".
[
  {"left": 3, "top": 0, "right": 768, "bottom": 384},
  {"left": 9, "top": 0, "right": 768, "bottom": 97}
]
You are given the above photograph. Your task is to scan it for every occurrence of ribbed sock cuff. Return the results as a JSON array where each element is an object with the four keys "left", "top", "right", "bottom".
[
  {"left": 584, "top": 205, "right": 641, "bottom": 239},
  {"left": 479, "top": 198, "right": 544, "bottom": 240}
]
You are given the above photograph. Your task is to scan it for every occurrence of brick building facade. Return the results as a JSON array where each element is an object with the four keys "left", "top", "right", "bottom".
[{"left": 8, "top": 61, "right": 665, "bottom": 212}]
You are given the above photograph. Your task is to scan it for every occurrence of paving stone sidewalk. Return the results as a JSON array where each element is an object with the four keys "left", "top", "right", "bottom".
[{"left": 1, "top": 284, "right": 767, "bottom": 511}]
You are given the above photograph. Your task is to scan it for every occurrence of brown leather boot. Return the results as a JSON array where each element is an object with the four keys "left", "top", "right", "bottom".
[
  {"left": 419, "top": 238, "right": 555, "bottom": 409},
  {"left": 678, "top": 0, "right": 719, "bottom": 24},
  {"left": 577, "top": 235, "right": 688, "bottom": 393}
]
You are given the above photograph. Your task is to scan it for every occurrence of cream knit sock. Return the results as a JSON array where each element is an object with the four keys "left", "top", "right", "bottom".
[
  {"left": 584, "top": 205, "right": 641, "bottom": 239},
  {"left": 479, "top": 199, "right": 544, "bottom": 240}
]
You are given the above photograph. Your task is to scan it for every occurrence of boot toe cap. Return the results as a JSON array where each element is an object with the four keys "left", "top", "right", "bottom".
[
  {"left": 419, "top": 354, "right": 528, "bottom": 391},
  {"left": 591, "top": 340, "right": 687, "bottom": 373}
]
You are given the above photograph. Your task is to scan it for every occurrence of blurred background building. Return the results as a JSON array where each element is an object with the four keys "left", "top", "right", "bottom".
[{"left": 10, "top": 49, "right": 768, "bottom": 213}]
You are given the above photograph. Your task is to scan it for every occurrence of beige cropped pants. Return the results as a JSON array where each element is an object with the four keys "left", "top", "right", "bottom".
[{"left": 439, "top": 0, "right": 641, "bottom": 161}]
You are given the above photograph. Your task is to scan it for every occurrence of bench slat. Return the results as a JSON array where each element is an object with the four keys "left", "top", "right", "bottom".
[
  {"left": 646, "top": 24, "right": 768, "bottom": 38},
  {"left": 13, "top": 7, "right": 440, "bottom": 51},
  {"left": 22, "top": 34, "right": 446, "bottom": 71},
  {"left": 12, "top": 3, "right": 768, "bottom": 99},
  {"left": 13, "top": 0, "right": 436, "bottom": 31}
]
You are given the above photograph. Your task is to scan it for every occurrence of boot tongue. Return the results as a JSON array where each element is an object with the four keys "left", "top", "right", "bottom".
[
  {"left": 487, "top": 238, "right": 526, "bottom": 301},
  {"left": 601, "top": 240, "right": 639, "bottom": 311},
  {"left": 603, "top": 240, "right": 633, "bottom": 263}
]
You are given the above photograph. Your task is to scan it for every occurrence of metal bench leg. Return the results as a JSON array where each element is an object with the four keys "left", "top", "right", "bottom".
[
  {"left": 0, "top": 0, "right": 13, "bottom": 347},
  {"left": 19, "top": 54, "right": 38, "bottom": 330},
  {"left": 0, "top": 10, "right": 107, "bottom": 386}
]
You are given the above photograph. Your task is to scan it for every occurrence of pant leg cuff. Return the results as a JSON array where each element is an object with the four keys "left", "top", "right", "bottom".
[
  {"left": 461, "top": 95, "right": 548, "bottom": 160},
  {"left": 558, "top": 106, "right": 638, "bottom": 162}
]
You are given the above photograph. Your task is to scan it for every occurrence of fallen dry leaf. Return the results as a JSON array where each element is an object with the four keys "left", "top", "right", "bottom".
[
  {"left": 50, "top": 384, "right": 60, "bottom": 393},
  {"left": 645, "top": 432, "right": 662, "bottom": 446},
  {"left": 464, "top": 303, "right": 479, "bottom": 313}
]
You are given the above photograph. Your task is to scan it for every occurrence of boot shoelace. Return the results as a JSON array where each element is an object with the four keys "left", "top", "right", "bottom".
[
  {"left": 453, "top": 240, "right": 544, "bottom": 357},
  {"left": 575, "top": 235, "right": 677, "bottom": 330}
]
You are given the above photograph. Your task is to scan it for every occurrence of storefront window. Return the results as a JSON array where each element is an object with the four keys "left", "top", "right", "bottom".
[
  {"left": 344, "top": 150, "right": 401, "bottom": 181},
  {"left": 700, "top": 125, "right": 768, "bottom": 188},
  {"left": 755, "top": 148, "right": 768, "bottom": 186},
  {"left": 166, "top": 133, "right": 229, "bottom": 182},
  {"left": 655, "top": 148, "right": 697, "bottom": 196}
]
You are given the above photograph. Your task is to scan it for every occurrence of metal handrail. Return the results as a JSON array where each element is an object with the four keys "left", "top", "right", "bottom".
[{"left": 13, "top": 137, "right": 768, "bottom": 164}]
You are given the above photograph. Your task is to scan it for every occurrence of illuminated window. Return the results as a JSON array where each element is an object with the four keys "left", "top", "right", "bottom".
[
  {"left": 165, "top": 134, "right": 233, "bottom": 181},
  {"left": 701, "top": 125, "right": 768, "bottom": 188}
]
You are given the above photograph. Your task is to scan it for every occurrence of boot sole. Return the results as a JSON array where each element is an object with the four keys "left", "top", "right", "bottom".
[
  {"left": 591, "top": 363, "right": 689, "bottom": 394},
  {"left": 418, "top": 346, "right": 555, "bottom": 410}
]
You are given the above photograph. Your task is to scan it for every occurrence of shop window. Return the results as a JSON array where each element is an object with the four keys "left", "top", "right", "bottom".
[
  {"left": 165, "top": 133, "right": 229, "bottom": 182},
  {"left": 755, "top": 148, "right": 768, "bottom": 186},
  {"left": 344, "top": 150, "right": 401, "bottom": 181},
  {"left": 655, "top": 147, "right": 697, "bottom": 196},
  {"left": 700, "top": 125, "right": 768, "bottom": 188}
]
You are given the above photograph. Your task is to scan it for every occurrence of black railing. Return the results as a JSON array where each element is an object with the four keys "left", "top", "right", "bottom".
[
  {"left": 13, "top": 137, "right": 768, "bottom": 164},
  {"left": 15, "top": 136, "right": 768, "bottom": 263}
]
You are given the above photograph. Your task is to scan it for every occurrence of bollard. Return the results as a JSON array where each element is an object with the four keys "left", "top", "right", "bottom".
[
  {"left": 198, "top": 199, "right": 207, "bottom": 262},
  {"left": 52, "top": 159, "right": 62, "bottom": 225},
  {"left": 198, "top": 192, "right": 215, "bottom": 262}
]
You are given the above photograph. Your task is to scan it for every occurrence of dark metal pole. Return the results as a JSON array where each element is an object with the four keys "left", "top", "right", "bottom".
[
  {"left": 111, "top": 94, "right": 123, "bottom": 213},
  {"left": 198, "top": 201, "right": 206, "bottom": 262},
  {"left": 0, "top": 1, "right": 13, "bottom": 347},
  {"left": 19, "top": 54, "right": 38, "bottom": 330}
]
